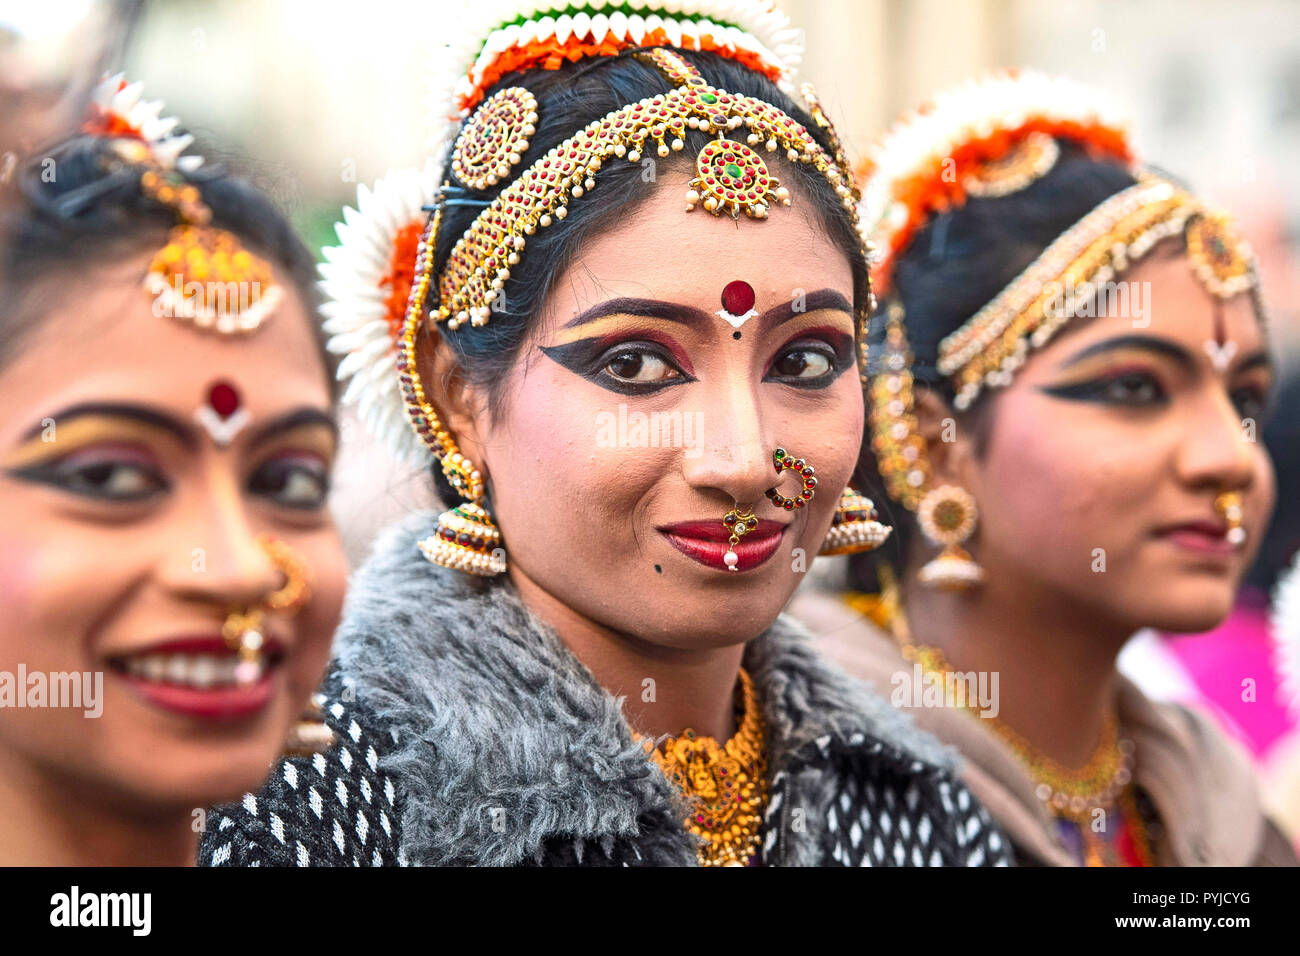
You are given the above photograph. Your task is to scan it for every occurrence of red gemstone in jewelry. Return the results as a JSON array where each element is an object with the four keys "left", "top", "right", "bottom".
[{"left": 208, "top": 381, "right": 241, "bottom": 418}]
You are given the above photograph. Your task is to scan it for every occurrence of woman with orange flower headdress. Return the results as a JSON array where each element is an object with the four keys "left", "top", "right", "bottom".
[
  {"left": 199, "top": 0, "right": 1013, "bottom": 867},
  {"left": 792, "top": 71, "right": 1297, "bottom": 866}
]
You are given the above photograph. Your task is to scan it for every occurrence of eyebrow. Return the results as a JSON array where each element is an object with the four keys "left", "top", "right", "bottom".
[
  {"left": 245, "top": 408, "right": 338, "bottom": 447},
  {"left": 21, "top": 402, "right": 198, "bottom": 448},
  {"left": 20, "top": 403, "right": 338, "bottom": 450},
  {"left": 1058, "top": 334, "right": 1274, "bottom": 377},
  {"left": 560, "top": 289, "right": 853, "bottom": 334}
]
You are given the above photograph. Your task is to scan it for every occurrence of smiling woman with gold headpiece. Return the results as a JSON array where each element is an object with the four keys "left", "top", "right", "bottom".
[
  {"left": 791, "top": 70, "right": 1297, "bottom": 867},
  {"left": 0, "top": 79, "right": 348, "bottom": 865},
  {"left": 199, "top": 0, "right": 1010, "bottom": 867}
]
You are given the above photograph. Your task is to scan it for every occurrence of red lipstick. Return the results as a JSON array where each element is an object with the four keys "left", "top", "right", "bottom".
[
  {"left": 106, "top": 634, "right": 285, "bottom": 720},
  {"left": 658, "top": 519, "right": 787, "bottom": 573},
  {"left": 1154, "top": 520, "right": 1235, "bottom": 558}
]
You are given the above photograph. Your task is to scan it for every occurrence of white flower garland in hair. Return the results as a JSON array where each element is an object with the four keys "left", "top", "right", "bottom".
[
  {"left": 857, "top": 70, "right": 1133, "bottom": 291},
  {"left": 318, "top": 162, "right": 440, "bottom": 464},
  {"left": 325, "top": 0, "right": 810, "bottom": 464},
  {"left": 86, "top": 74, "right": 205, "bottom": 173}
]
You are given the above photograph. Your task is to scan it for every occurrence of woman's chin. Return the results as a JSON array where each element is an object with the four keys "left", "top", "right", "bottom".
[
  {"left": 627, "top": 605, "right": 780, "bottom": 650},
  {"left": 1133, "top": 583, "right": 1238, "bottom": 635},
  {"left": 110, "top": 748, "right": 284, "bottom": 813}
]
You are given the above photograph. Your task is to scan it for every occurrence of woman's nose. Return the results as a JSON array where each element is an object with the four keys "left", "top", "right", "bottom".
[
  {"left": 155, "top": 471, "right": 282, "bottom": 609},
  {"left": 678, "top": 382, "right": 776, "bottom": 508}
]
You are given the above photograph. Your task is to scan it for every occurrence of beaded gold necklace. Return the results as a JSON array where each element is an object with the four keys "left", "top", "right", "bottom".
[
  {"left": 642, "top": 668, "right": 768, "bottom": 867},
  {"left": 898, "top": 639, "right": 1151, "bottom": 865}
]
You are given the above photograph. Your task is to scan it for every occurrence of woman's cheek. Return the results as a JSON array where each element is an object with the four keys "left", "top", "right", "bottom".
[
  {"left": 287, "top": 530, "right": 347, "bottom": 691},
  {"left": 0, "top": 518, "right": 111, "bottom": 673}
]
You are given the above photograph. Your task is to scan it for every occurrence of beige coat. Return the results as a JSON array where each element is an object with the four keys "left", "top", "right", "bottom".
[{"left": 789, "top": 587, "right": 1298, "bottom": 866}]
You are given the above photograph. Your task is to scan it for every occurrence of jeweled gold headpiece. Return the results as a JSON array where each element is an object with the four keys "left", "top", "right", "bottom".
[
  {"left": 435, "top": 48, "right": 859, "bottom": 331},
  {"left": 322, "top": 4, "right": 868, "bottom": 468},
  {"left": 84, "top": 75, "right": 282, "bottom": 335},
  {"left": 860, "top": 73, "right": 1262, "bottom": 515},
  {"left": 388, "top": 45, "right": 864, "bottom": 520}
]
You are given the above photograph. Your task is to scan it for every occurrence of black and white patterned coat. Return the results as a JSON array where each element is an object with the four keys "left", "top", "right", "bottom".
[{"left": 200, "top": 513, "right": 1011, "bottom": 867}]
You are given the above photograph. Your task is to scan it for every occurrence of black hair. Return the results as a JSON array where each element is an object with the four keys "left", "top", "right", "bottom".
[
  {"left": 848, "top": 144, "right": 1140, "bottom": 592},
  {"left": 0, "top": 134, "right": 337, "bottom": 395},
  {"left": 424, "top": 48, "right": 870, "bottom": 506}
]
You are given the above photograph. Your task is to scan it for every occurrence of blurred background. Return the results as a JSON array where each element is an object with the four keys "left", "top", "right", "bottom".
[{"left": 4, "top": 0, "right": 1300, "bottom": 834}]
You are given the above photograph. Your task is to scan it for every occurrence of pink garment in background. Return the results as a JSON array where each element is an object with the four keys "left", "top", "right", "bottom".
[{"left": 1160, "top": 589, "right": 1295, "bottom": 763}]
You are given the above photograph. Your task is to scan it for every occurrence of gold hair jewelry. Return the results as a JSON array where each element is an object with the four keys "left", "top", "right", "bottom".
[
  {"left": 451, "top": 86, "right": 539, "bottom": 191},
  {"left": 869, "top": 300, "right": 931, "bottom": 513},
  {"left": 916, "top": 484, "right": 984, "bottom": 590},
  {"left": 643, "top": 667, "right": 768, "bottom": 867},
  {"left": 722, "top": 504, "right": 758, "bottom": 572},
  {"left": 396, "top": 204, "right": 507, "bottom": 577},
  {"left": 78, "top": 76, "right": 280, "bottom": 335},
  {"left": 137, "top": 160, "right": 282, "bottom": 335},
  {"left": 1186, "top": 213, "right": 1256, "bottom": 299},
  {"left": 1214, "top": 490, "right": 1247, "bottom": 548},
  {"left": 866, "top": 300, "right": 982, "bottom": 587},
  {"left": 765, "top": 447, "right": 817, "bottom": 511},
  {"left": 936, "top": 177, "right": 1253, "bottom": 412},
  {"left": 819, "top": 488, "right": 892, "bottom": 556},
  {"left": 435, "top": 48, "right": 863, "bottom": 331},
  {"left": 962, "top": 131, "right": 1061, "bottom": 198}
]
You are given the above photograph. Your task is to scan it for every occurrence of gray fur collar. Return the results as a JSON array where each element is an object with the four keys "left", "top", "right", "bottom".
[{"left": 333, "top": 511, "right": 953, "bottom": 866}]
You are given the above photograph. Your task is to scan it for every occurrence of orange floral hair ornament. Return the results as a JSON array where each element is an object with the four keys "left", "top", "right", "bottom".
[
  {"left": 857, "top": 69, "right": 1135, "bottom": 297},
  {"left": 86, "top": 75, "right": 282, "bottom": 335}
]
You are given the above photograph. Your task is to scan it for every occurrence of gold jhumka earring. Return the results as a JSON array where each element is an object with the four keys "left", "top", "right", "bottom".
[
  {"left": 819, "top": 488, "right": 892, "bottom": 556},
  {"left": 869, "top": 301, "right": 985, "bottom": 590},
  {"left": 401, "top": 202, "right": 507, "bottom": 578}
]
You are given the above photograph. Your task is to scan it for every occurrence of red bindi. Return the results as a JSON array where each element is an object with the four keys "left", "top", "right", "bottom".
[
  {"left": 721, "top": 280, "right": 756, "bottom": 317},
  {"left": 208, "top": 381, "right": 241, "bottom": 418}
]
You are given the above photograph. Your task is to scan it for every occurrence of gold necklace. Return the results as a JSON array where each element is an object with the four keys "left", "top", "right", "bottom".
[
  {"left": 899, "top": 640, "right": 1134, "bottom": 824},
  {"left": 642, "top": 668, "right": 768, "bottom": 867}
]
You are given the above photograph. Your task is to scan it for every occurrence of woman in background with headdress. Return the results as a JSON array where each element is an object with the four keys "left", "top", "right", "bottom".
[
  {"left": 793, "top": 71, "right": 1297, "bottom": 865},
  {"left": 201, "top": 1, "right": 1010, "bottom": 867},
  {"left": 0, "top": 79, "right": 348, "bottom": 864}
]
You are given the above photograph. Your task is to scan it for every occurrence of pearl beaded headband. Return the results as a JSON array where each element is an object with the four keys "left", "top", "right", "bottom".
[
  {"left": 436, "top": 47, "right": 864, "bottom": 331},
  {"left": 867, "top": 172, "right": 1259, "bottom": 512}
]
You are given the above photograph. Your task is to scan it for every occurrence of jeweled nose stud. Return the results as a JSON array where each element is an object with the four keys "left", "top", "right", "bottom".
[
  {"left": 765, "top": 448, "right": 817, "bottom": 510},
  {"left": 1214, "top": 491, "right": 1246, "bottom": 547},
  {"left": 722, "top": 504, "right": 759, "bottom": 571}
]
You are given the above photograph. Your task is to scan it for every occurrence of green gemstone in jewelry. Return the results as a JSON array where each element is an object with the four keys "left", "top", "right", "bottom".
[
  {"left": 724, "top": 162, "right": 742, "bottom": 179},
  {"left": 700, "top": 92, "right": 718, "bottom": 104}
]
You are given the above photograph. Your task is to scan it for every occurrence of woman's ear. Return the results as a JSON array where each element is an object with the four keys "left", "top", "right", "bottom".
[
  {"left": 416, "top": 322, "right": 492, "bottom": 482},
  {"left": 913, "top": 387, "right": 980, "bottom": 490}
]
